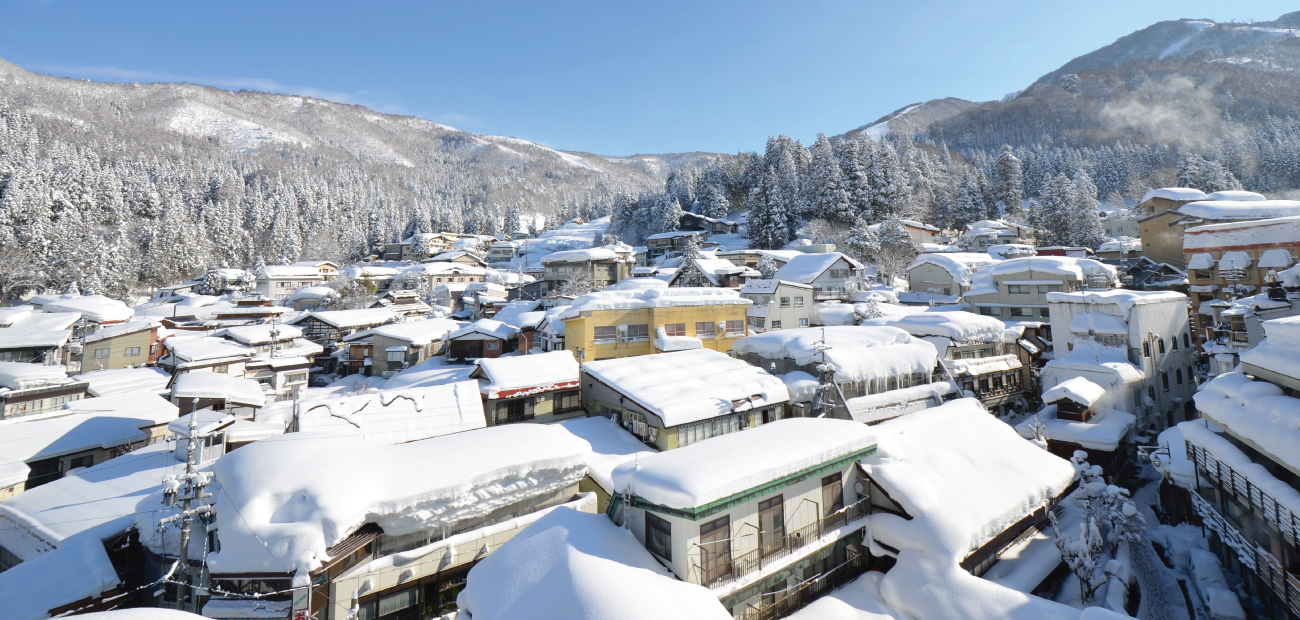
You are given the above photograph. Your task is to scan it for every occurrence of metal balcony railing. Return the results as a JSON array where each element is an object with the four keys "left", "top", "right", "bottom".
[
  {"left": 689, "top": 498, "right": 869, "bottom": 590},
  {"left": 1187, "top": 442, "right": 1300, "bottom": 548}
]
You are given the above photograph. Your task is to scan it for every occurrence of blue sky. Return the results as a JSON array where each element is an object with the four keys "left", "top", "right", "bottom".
[{"left": 1, "top": 1, "right": 1295, "bottom": 155}]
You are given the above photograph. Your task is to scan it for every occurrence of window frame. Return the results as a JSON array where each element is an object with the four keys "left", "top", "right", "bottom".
[
  {"left": 694, "top": 321, "right": 716, "bottom": 338},
  {"left": 663, "top": 323, "right": 687, "bottom": 338},
  {"left": 645, "top": 512, "right": 673, "bottom": 561}
]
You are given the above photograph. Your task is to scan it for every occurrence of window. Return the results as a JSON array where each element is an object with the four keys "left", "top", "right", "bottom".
[
  {"left": 780, "top": 297, "right": 791, "bottom": 308},
  {"left": 594, "top": 326, "right": 618, "bottom": 342},
  {"left": 798, "top": 318, "right": 809, "bottom": 327},
  {"left": 663, "top": 323, "right": 686, "bottom": 337},
  {"left": 770, "top": 320, "right": 782, "bottom": 330},
  {"left": 1161, "top": 371, "right": 1170, "bottom": 391},
  {"left": 553, "top": 389, "right": 580, "bottom": 412},
  {"left": 1193, "top": 269, "right": 1212, "bottom": 280},
  {"left": 1008, "top": 285, "right": 1030, "bottom": 294},
  {"left": 377, "top": 587, "right": 418, "bottom": 618},
  {"left": 793, "top": 296, "right": 805, "bottom": 307},
  {"left": 1010, "top": 307, "right": 1030, "bottom": 317},
  {"left": 93, "top": 348, "right": 110, "bottom": 358},
  {"left": 286, "top": 372, "right": 307, "bottom": 383},
  {"left": 1158, "top": 338, "right": 1165, "bottom": 354},
  {"left": 213, "top": 364, "right": 229, "bottom": 374},
  {"left": 822, "top": 474, "right": 844, "bottom": 516},
  {"left": 124, "top": 347, "right": 141, "bottom": 357},
  {"left": 749, "top": 316, "right": 766, "bottom": 328},
  {"left": 758, "top": 495, "right": 785, "bottom": 558},
  {"left": 692, "top": 515, "right": 732, "bottom": 586},
  {"left": 724, "top": 320, "right": 744, "bottom": 336},
  {"left": 486, "top": 341, "right": 499, "bottom": 351},
  {"left": 1176, "top": 369, "right": 1183, "bottom": 384},
  {"left": 1142, "top": 342, "right": 1150, "bottom": 357},
  {"left": 627, "top": 324, "right": 650, "bottom": 341},
  {"left": 1183, "top": 333, "right": 1191, "bottom": 349},
  {"left": 1037, "top": 284, "right": 1062, "bottom": 294},
  {"left": 68, "top": 455, "right": 94, "bottom": 470},
  {"left": 387, "top": 351, "right": 404, "bottom": 362},
  {"left": 978, "top": 306, "right": 998, "bottom": 317},
  {"left": 646, "top": 513, "right": 672, "bottom": 561},
  {"left": 695, "top": 321, "right": 716, "bottom": 338}
]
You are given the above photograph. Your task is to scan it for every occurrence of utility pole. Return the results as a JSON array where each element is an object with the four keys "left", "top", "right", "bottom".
[
  {"left": 812, "top": 328, "right": 835, "bottom": 418},
  {"left": 161, "top": 401, "right": 214, "bottom": 613}
]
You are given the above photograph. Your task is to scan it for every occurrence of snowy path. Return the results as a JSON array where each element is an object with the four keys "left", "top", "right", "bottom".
[{"left": 1133, "top": 481, "right": 1191, "bottom": 620}]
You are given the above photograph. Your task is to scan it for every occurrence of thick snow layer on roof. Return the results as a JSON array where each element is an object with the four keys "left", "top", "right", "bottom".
[
  {"left": 1069, "top": 311, "right": 1128, "bottom": 336},
  {"left": 449, "top": 318, "right": 517, "bottom": 340},
  {"left": 0, "top": 458, "right": 29, "bottom": 489},
  {"left": 557, "top": 286, "right": 749, "bottom": 319},
  {"left": 1177, "top": 200, "right": 1300, "bottom": 221},
  {"left": 781, "top": 371, "right": 820, "bottom": 404},
  {"left": 338, "top": 265, "right": 400, "bottom": 279},
  {"left": 773, "top": 252, "right": 861, "bottom": 284},
  {"left": 1218, "top": 250, "right": 1252, "bottom": 270},
  {"left": 1260, "top": 249, "right": 1295, "bottom": 269},
  {"left": 1184, "top": 215, "right": 1300, "bottom": 252},
  {"left": 65, "top": 391, "right": 178, "bottom": 422},
  {"left": 736, "top": 326, "right": 917, "bottom": 364},
  {"left": 295, "top": 307, "right": 397, "bottom": 329},
  {"left": 1042, "top": 377, "right": 1106, "bottom": 407},
  {"left": 0, "top": 443, "right": 175, "bottom": 558},
  {"left": 873, "top": 311, "right": 1005, "bottom": 344},
  {"left": 540, "top": 247, "right": 618, "bottom": 264},
  {"left": 0, "top": 326, "right": 71, "bottom": 350},
  {"left": 287, "top": 285, "right": 335, "bottom": 302},
  {"left": 171, "top": 372, "right": 266, "bottom": 407},
  {"left": 785, "top": 572, "right": 912, "bottom": 620},
  {"left": 352, "top": 318, "right": 463, "bottom": 345},
  {"left": 1193, "top": 371, "right": 1300, "bottom": 471},
  {"left": 944, "top": 355, "right": 1022, "bottom": 377},
  {"left": 654, "top": 326, "right": 703, "bottom": 351},
  {"left": 1243, "top": 316, "right": 1300, "bottom": 380},
  {"left": 986, "top": 256, "right": 1117, "bottom": 283},
  {"left": 863, "top": 398, "right": 1076, "bottom": 557},
  {"left": 219, "top": 323, "right": 303, "bottom": 345},
  {"left": 383, "top": 356, "right": 474, "bottom": 389},
  {"left": 164, "top": 336, "right": 254, "bottom": 363},
  {"left": 1208, "top": 190, "right": 1266, "bottom": 201},
  {"left": 259, "top": 381, "right": 485, "bottom": 443},
  {"left": 1186, "top": 253, "right": 1214, "bottom": 270},
  {"left": 613, "top": 418, "right": 873, "bottom": 509},
  {"left": 475, "top": 351, "right": 578, "bottom": 398},
  {"left": 907, "top": 253, "right": 999, "bottom": 286},
  {"left": 490, "top": 300, "right": 541, "bottom": 327},
  {"left": 201, "top": 599, "right": 291, "bottom": 619},
  {"left": 582, "top": 349, "right": 789, "bottom": 427},
  {"left": 1096, "top": 237, "right": 1141, "bottom": 254},
  {"left": 207, "top": 424, "right": 590, "bottom": 576},
  {"left": 0, "top": 362, "right": 71, "bottom": 390},
  {"left": 0, "top": 399, "right": 174, "bottom": 464},
  {"left": 845, "top": 382, "right": 957, "bottom": 424},
  {"left": 0, "top": 535, "right": 121, "bottom": 620},
  {"left": 1043, "top": 340, "right": 1145, "bottom": 384},
  {"left": 0, "top": 305, "right": 34, "bottom": 327},
  {"left": 555, "top": 417, "right": 656, "bottom": 494},
  {"left": 1016, "top": 405, "right": 1134, "bottom": 452},
  {"left": 1046, "top": 289, "right": 1186, "bottom": 314},
  {"left": 456, "top": 507, "right": 729, "bottom": 620},
  {"left": 399, "top": 262, "right": 488, "bottom": 277},
  {"left": 1141, "top": 187, "right": 1207, "bottom": 203},
  {"left": 41, "top": 295, "right": 134, "bottom": 323},
  {"left": 257, "top": 265, "right": 322, "bottom": 278},
  {"left": 1153, "top": 425, "right": 1198, "bottom": 491}
]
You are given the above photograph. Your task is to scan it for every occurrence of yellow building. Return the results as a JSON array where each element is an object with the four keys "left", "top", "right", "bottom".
[
  {"left": 79, "top": 321, "right": 159, "bottom": 373},
  {"left": 557, "top": 283, "right": 751, "bottom": 363}
]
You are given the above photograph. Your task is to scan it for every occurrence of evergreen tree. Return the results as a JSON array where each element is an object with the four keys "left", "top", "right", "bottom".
[
  {"left": 747, "top": 166, "right": 789, "bottom": 249},
  {"left": 200, "top": 264, "right": 225, "bottom": 295},
  {"left": 1037, "top": 174, "right": 1075, "bottom": 246},
  {"left": 694, "top": 167, "right": 731, "bottom": 220},
  {"left": 649, "top": 193, "right": 682, "bottom": 235},
  {"left": 843, "top": 219, "right": 881, "bottom": 267},
  {"left": 873, "top": 219, "right": 919, "bottom": 284},
  {"left": 503, "top": 201, "right": 521, "bottom": 235},
  {"left": 755, "top": 254, "right": 779, "bottom": 279},
  {"left": 804, "top": 134, "right": 855, "bottom": 223},
  {"left": 672, "top": 233, "right": 709, "bottom": 287}
]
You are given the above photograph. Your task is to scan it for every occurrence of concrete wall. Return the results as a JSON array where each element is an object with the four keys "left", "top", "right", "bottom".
[{"left": 564, "top": 304, "right": 747, "bottom": 362}]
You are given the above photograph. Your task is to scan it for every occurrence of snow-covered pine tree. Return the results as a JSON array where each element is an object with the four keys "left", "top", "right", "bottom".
[
  {"left": 868, "top": 141, "right": 909, "bottom": 221},
  {"left": 805, "top": 134, "right": 855, "bottom": 223},
  {"left": 1037, "top": 174, "right": 1075, "bottom": 246},
  {"left": 873, "top": 218, "right": 918, "bottom": 285},
  {"left": 694, "top": 167, "right": 732, "bottom": 219},
  {"left": 1069, "top": 169, "right": 1107, "bottom": 249},
  {"left": 755, "top": 254, "right": 778, "bottom": 279},
  {"left": 748, "top": 166, "right": 789, "bottom": 249},
  {"left": 665, "top": 170, "right": 695, "bottom": 211},
  {"left": 672, "top": 233, "right": 710, "bottom": 287},
  {"left": 649, "top": 193, "right": 683, "bottom": 236},
  {"left": 843, "top": 219, "right": 881, "bottom": 267},
  {"left": 503, "top": 201, "right": 521, "bottom": 235},
  {"left": 200, "top": 264, "right": 225, "bottom": 296},
  {"left": 994, "top": 145, "right": 1024, "bottom": 217},
  {"left": 836, "top": 139, "right": 871, "bottom": 219}
]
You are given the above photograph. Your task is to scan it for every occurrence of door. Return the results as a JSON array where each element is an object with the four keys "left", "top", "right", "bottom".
[
  {"left": 699, "top": 516, "right": 731, "bottom": 585},
  {"left": 758, "top": 495, "right": 785, "bottom": 559}
]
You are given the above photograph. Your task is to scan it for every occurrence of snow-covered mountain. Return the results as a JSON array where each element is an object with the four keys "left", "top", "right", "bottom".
[{"left": 835, "top": 98, "right": 978, "bottom": 142}]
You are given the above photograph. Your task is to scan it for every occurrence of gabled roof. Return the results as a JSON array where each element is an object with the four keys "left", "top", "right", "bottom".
[
  {"left": 291, "top": 308, "right": 397, "bottom": 329},
  {"left": 472, "top": 350, "right": 579, "bottom": 398},
  {"left": 448, "top": 318, "right": 518, "bottom": 341},
  {"left": 772, "top": 252, "right": 863, "bottom": 284}
]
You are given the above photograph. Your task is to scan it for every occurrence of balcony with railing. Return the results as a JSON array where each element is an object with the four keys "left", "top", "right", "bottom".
[{"left": 688, "top": 497, "right": 870, "bottom": 591}]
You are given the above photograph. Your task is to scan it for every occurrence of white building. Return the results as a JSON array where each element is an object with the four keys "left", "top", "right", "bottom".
[
  {"left": 739, "top": 279, "right": 814, "bottom": 332},
  {"left": 903, "top": 252, "right": 1001, "bottom": 305},
  {"left": 1043, "top": 289, "right": 1196, "bottom": 432},
  {"left": 771, "top": 252, "right": 864, "bottom": 302},
  {"left": 253, "top": 265, "right": 324, "bottom": 301}
]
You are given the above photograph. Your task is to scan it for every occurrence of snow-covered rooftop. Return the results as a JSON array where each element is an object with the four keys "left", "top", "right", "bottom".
[
  {"left": 171, "top": 372, "right": 266, "bottom": 407},
  {"left": 1184, "top": 215, "right": 1300, "bottom": 253},
  {"left": 0, "top": 362, "right": 73, "bottom": 391},
  {"left": 540, "top": 246, "right": 620, "bottom": 264},
  {"left": 448, "top": 318, "right": 518, "bottom": 341},
  {"left": 1045, "top": 288, "right": 1186, "bottom": 313},
  {"left": 613, "top": 417, "right": 874, "bottom": 509},
  {"left": 0, "top": 535, "right": 124, "bottom": 620},
  {"left": 346, "top": 317, "right": 463, "bottom": 346},
  {"left": 1242, "top": 315, "right": 1300, "bottom": 381},
  {"left": 555, "top": 416, "right": 657, "bottom": 494},
  {"left": 1041, "top": 376, "right": 1106, "bottom": 408},
  {"left": 39, "top": 295, "right": 134, "bottom": 323},
  {"left": 1193, "top": 371, "right": 1300, "bottom": 472},
  {"left": 218, "top": 323, "right": 303, "bottom": 345},
  {"left": 163, "top": 336, "right": 254, "bottom": 364},
  {"left": 293, "top": 307, "right": 397, "bottom": 329},
  {"left": 257, "top": 381, "right": 484, "bottom": 443},
  {"left": 1016, "top": 405, "right": 1134, "bottom": 452},
  {"left": 474, "top": 350, "right": 579, "bottom": 398},
  {"left": 1140, "top": 187, "right": 1207, "bottom": 203},
  {"left": 206, "top": 424, "right": 591, "bottom": 576},
  {"left": 382, "top": 356, "right": 475, "bottom": 389},
  {"left": 582, "top": 349, "right": 789, "bottom": 427},
  {"left": 985, "top": 256, "right": 1118, "bottom": 282},
  {"left": 907, "top": 253, "right": 1000, "bottom": 286},
  {"left": 734, "top": 326, "right": 938, "bottom": 383},
  {"left": 868, "top": 311, "right": 1006, "bottom": 344},
  {"left": 772, "top": 252, "right": 862, "bottom": 284},
  {"left": 862, "top": 398, "right": 1076, "bottom": 559},
  {"left": 455, "top": 507, "right": 730, "bottom": 620},
  {"left": 257, "top": 265, "right": 322, "bottom": 278},
  {"left": 557, "top": 286, "right": 750, "bottom": 320},
  {"left": 1177, "top": 200, "right": 1300, "bottom": 221}
]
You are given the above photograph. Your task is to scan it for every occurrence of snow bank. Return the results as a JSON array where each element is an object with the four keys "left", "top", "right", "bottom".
[
  {"left": 0, "top": 535, "right": 121, "bottom": 620},
  {"left": 612, "top": 417, "right": 874, "bottom": 509},
  {"left": 907, "top": 253, "right": 1000, "bottom": 286},
  {"left": 79, "top": 367, "right": 172, "bottom": 397},
  {"left": 0, "top": 362, "right": 71, "bottom": 390},
  {"left": 1141, "top": 188, "right": 1207, "bottom": 203},
  {"left": 583, "top": 349, "right": 787, "bottom": 426},
  {"left": 1042, "top": 377, "right": 1106, "bottom": 408},
  {"left": 1015, "top": 405, "right": 1135, "bottom": 451},
  {"left": 171, "top": 372, "right": 266, "bottom": 407},
  {"left": 455, "top": 507, "right": 730, "bottom": 620},
  {"left": 863, "top": 398, "right": 1076, "bottom": 558},
  {"left": 785, "top": 571, "right": 913, "bottom": 619},
  {"left": 207, "top": 424, "right": 590, "bottom": 576},
  {"left": 555, "top": 417, "right": 657, "bottom": 494},
  {"left": 258, "top": 381, "right": 485, "bottom": 443},
  {"left": 1193, "top": 370, "right": 1300, "bottom": 471},
  {"left": 475, "top": 350, "right": 579, "bottom": 397}
]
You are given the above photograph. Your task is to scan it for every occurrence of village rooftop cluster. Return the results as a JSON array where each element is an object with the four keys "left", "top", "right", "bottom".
[{"left": 4, "top": 187, "right": 1300, "bottom": 620}]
